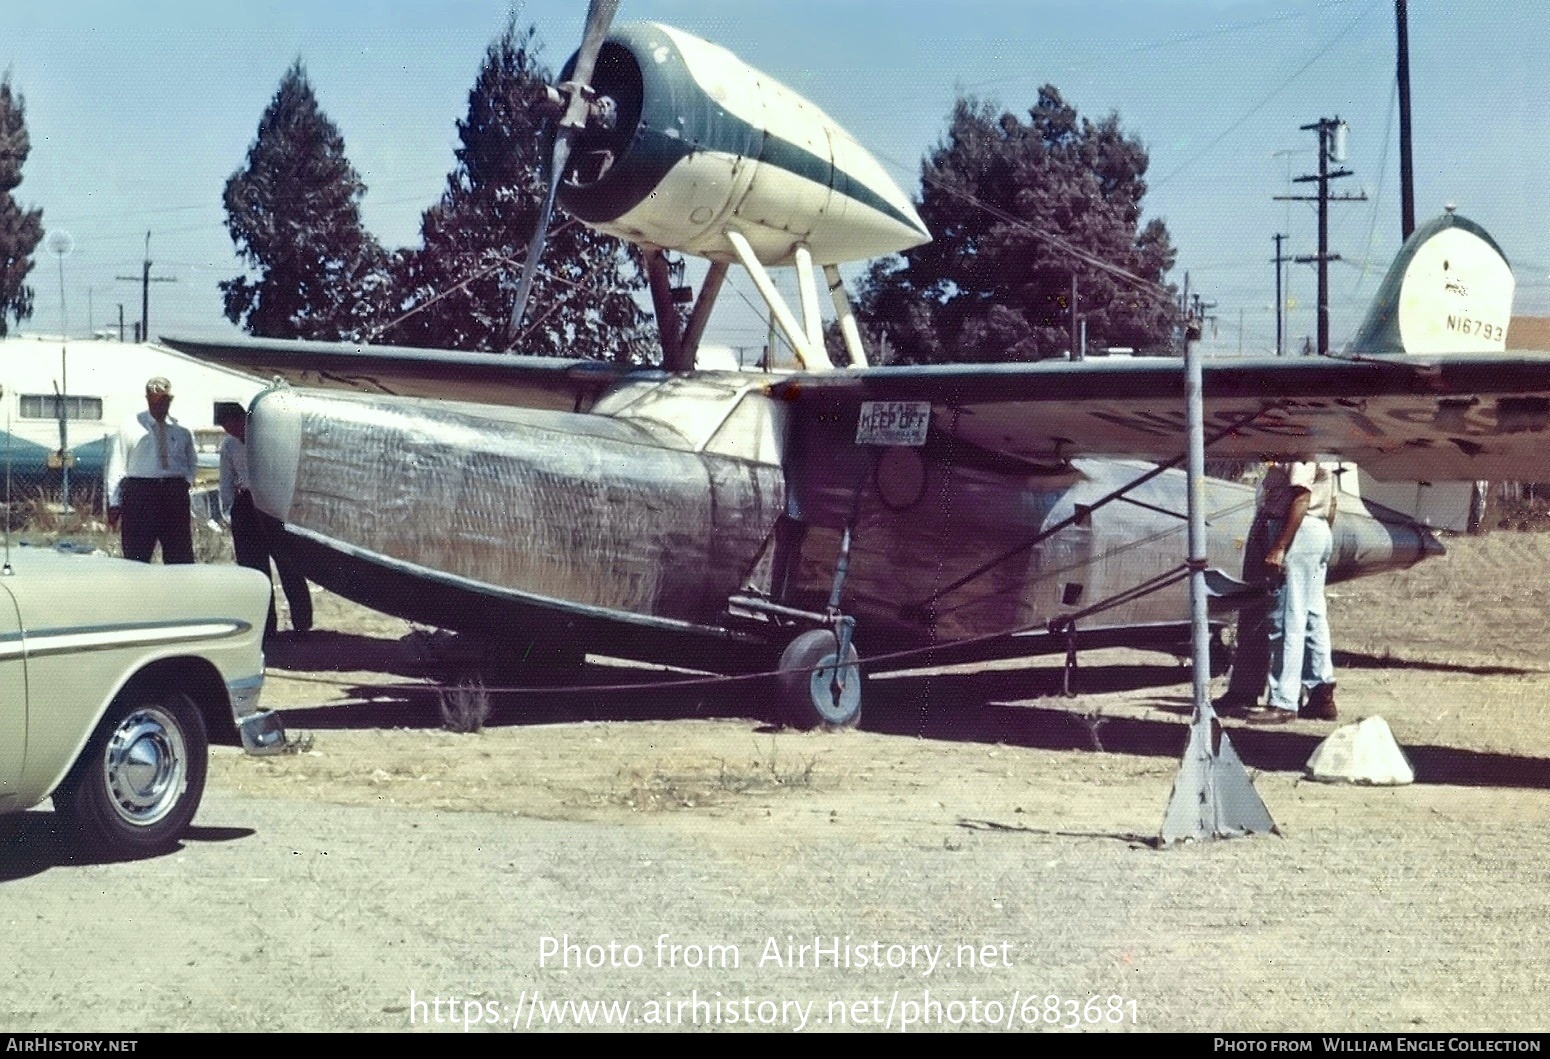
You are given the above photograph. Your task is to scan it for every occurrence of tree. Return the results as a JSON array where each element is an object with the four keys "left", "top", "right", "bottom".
[
  {"left": 0, "top": 73, "right": 43, "bottom": 338},
  {"left": 855, "top": 89, "right": 1179, "bottom": 364},
  {"left": 222, "top": 61, "right": 389, "bottom": 340},
  {"left": 382, "top": 20, "right": 652, "bottom": 361}
]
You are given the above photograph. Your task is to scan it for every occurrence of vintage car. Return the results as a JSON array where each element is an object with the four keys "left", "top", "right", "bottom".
[{"left": 0, "top": 544, "right": 289, "bottom": 855}]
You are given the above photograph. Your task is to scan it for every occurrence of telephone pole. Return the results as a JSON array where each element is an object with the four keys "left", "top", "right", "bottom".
[
  {"left": 1190, "top": 292, "right": 1217, "bottom": 342},
  {"left": 116, "top": 231, "right": 177, "bottom": 343},
  {"left": 1396, "top": 0, "right": 1416, "bottom": 240},
  {"left": 1272, "top": 233, "right": 1290, "bottom": 356},
  {"left": 1274, "top": 118, "right": 1367, "bottom": 355}
]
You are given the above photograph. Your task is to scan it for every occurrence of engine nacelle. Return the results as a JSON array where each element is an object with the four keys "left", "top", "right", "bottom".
[{"left": 556, "top": 22, "right": 930, "bottom": 268}]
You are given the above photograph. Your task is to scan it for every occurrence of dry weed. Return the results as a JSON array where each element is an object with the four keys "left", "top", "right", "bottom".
[
  {"left": 611, "top": 738, "right": 819, "bottom": 812},
  {"left": 439, "top": 681, "right": 492, "bottom": 733}
]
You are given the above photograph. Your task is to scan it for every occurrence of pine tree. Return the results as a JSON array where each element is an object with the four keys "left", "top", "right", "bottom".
[
  {"left": 857, "top": 89, "right": 1179, "bottom": 363},
  {"left": 383, "top": 21, "right": 651, "bottom": 360},
  {"left": 222, "top": 61, "right": 389, "bottom": 340},
  {"left": 0, "top": 74, "right": 44, "bottom": 338}
]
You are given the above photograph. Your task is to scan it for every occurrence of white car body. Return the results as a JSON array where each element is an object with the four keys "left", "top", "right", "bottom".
[{"left": 0, "top": 546, "right": 286, "bottom": 854}]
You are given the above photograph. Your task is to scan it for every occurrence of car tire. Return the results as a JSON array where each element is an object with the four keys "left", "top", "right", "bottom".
[
  {"left": 55, "top": 691, "right": 208, "bottom": 856},
  {"left": 777, "top": 629, "right": 862, "bottom": 730}
]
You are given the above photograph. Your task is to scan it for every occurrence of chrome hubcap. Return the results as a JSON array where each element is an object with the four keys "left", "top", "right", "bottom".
[{"left": 104, "top": 706, "right": 187, "bottom": 826}]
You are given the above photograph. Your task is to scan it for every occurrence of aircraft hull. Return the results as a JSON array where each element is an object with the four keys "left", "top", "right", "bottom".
[
  {"left": 782, "top": 435, "right": 1441, "bottom": 655},
  {"left": 247, "top": 386, "right": 785, "bottom": 662},
  {"left": 248, "top": 385, "right": 1442, "bottom": 671}
]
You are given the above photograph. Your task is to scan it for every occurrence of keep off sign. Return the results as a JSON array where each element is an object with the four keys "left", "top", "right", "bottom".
[{"left": 856, "top": 400, "right": 931, "bottom": 446}]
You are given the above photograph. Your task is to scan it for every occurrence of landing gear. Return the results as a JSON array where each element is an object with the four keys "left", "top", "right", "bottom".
[
  {"left": 777, "top": 627, "right": 862, "bottom": 730},
  {"left": 764, "top": 466, "right": 870, "bottom": 730}
]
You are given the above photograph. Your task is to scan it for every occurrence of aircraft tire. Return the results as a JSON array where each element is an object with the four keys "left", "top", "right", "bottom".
[{"left": 777, "top": 629, "right": 862, "bottom": 730}]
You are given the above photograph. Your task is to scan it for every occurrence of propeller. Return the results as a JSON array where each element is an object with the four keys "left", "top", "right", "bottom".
[{"left": 506, "top": 0, "right": 621, "bottom": 348}]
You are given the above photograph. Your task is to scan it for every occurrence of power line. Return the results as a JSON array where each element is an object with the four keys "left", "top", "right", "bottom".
[
  {"left": 962, "top": 10, "right": 1306, "bottom": 92},
  {"left": 1153, "top": 0, "right": 1383, "bottom": 189}
]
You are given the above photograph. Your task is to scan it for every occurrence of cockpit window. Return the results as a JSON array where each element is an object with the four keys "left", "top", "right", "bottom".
[
  {"left": 592, "top": 375, "right": 753, "bottom": 451},
  {"left": 704, "top": 393, "right": 786, "bottom": 464}
]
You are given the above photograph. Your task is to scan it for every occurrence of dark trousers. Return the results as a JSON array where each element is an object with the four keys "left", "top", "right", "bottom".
[
  {"left": 120, "top": 477, "right": 194, "bottom": 565},
  {"left": 1223, "top": 517, "right": 1272, "bottom": 701},
  {"left": 232, "top": 491, "right": 313, "bottom": 636}
]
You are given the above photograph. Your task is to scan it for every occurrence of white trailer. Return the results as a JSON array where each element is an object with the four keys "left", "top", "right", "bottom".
[{"left": 0, "top": 336, "right": 265, "bottom": 489}]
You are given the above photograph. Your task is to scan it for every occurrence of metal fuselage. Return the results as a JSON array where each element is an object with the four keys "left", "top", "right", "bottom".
[{"left": 247, "top": 374, "right": 1438, "bottom": 669}]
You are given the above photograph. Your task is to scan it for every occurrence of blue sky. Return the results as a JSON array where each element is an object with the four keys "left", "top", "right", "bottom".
[{"left": 5, "top": 0, "right": 1545, "bottom": 355}]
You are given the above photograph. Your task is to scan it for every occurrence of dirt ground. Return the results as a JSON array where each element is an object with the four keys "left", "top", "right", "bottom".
[{"left": 4, "top": 532, "right": 1550, "bottom": 1033}]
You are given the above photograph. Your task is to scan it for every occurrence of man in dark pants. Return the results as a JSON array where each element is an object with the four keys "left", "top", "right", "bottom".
[
  {"left": 105, "top": 376, "right": 197, "bottom": 564},
  {"left": 217, "top": 403, "right": 313, "bottom": 639},
  {"left": 1215, "top": 515, "right": 1272, "bottom": 713}
]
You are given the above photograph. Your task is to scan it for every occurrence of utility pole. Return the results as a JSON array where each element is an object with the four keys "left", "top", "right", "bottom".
[
  {"left": 1272, "top": 233, "right": 1290, "bottom": 356},
  {"left": 1190, "top": 292, "right": 1217, "bottom": 342},
  {"left": 1396, "top": 0, "right": 1416, "bottom": 240},
  {"left": 116, "top": 231, "right": 176, "bottom": 343},
  {"left": 1274, "top": 118, "right": 1367, "bottom": 355},
  {"left": 1069, "top": 272, "right": 1081, "bottom": 360}
]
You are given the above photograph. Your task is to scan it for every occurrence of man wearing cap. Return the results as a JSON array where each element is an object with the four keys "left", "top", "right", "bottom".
[{"left": 105, "top": 376, "right": 198, "bottom": 564}]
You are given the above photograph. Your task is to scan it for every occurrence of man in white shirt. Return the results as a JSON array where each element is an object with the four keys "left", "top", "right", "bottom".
[
  {"left": 1246, "top": 459, "right": 1337, "bottom": 724},
  {"left": 104, "top": 376, "right": 197, "bottom": 564},
  {"left": 216, "top": 403, "right": 313, "bottom": 639}
]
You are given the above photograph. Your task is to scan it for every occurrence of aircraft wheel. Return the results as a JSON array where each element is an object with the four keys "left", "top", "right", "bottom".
[{"left": 777, "top": 629, "right": 862, "bottom": 730}]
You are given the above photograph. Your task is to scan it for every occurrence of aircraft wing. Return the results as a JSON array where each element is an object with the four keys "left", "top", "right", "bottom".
[
  {"left": 160, "top": 335, "right": 628, "bottom": 412},
  {"left": 771, "top": 352, "right": 1550, "bottom": 481}
]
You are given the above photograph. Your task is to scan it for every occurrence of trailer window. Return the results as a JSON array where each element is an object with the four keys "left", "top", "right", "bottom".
[{"left": 19, "top": 394, "right": 104, "bottom": 421}]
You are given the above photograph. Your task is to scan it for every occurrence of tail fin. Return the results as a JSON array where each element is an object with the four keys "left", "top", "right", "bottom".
[
  {"left": 1347, "top": 211, "right": 1514, "bottom": 355},
  {"left": 1339, "top": 213, "right": 1510, "bottom": 530}
]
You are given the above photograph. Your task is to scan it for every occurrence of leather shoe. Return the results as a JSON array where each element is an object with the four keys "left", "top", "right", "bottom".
[
  {"left": 1212, "top": 694, "right": 1259, "bottom": 718},
  {"left": 1244, "top": 706, "right": 1296, "bottom": 725},
  {"left": 1303, "top": 682, "right": 1337, "bottom": 720}
]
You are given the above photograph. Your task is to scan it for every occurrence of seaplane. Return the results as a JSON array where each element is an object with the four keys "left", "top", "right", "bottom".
[{"left": 167, "top": 1, "right": 1550, "bottom": 729}]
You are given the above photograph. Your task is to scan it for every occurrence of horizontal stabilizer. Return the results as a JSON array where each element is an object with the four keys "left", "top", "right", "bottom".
[{"left": 1202, "top": 568, "right": 1261, "bottom": 603}]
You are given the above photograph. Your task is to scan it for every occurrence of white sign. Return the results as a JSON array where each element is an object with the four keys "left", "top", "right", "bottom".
[{"left": 856, "top": 401, "right": 931, "bottom": 446}]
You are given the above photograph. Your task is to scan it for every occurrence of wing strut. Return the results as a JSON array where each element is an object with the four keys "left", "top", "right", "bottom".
[
  {"left": 725, "top": 230, "right": 832, "bottom": 370},
  {"left": 680, "top": 261, "right": 730, "bottom": 367},
  {"left": 825, "top": 264, "right": 868, "bottom": 367},
  {"left": 645, "top": 248, "right": 687, "bottom": 371}
]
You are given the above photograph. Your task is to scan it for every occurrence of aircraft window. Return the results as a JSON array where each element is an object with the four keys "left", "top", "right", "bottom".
[
  {"left": 704, "top": 394, "right": 786, "bottom": 464},
  {"left": 589, "top": 380, "right": 659, "bottom": 418},
  {"left": 595, "top": 376, "right": 750, "bottom": 450}
]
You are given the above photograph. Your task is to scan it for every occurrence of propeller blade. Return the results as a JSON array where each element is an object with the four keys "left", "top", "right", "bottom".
[
  {"left": 506, "top": 132, "right": 573, "bottom": 348},
  {"left": 506, "top": 0, "right": 620, "bottom": 346},
  {"left": 568, "top": 0, "right": 621, "bottom": 112}
]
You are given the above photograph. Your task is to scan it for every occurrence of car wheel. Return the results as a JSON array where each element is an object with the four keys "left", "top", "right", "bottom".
[
  {"left": 777, "top": 629, "right": 862, "bottom": 730},
  {"left": 56, "top": 691, "right": 208, "bottom": 856}
]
